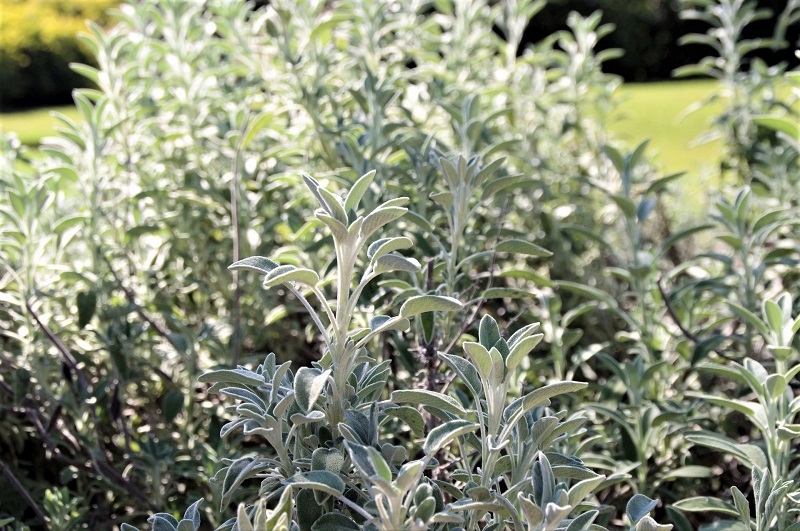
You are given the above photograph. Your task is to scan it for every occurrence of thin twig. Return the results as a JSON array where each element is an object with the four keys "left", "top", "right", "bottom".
[
  {"left": 24, "top": 300, "right": 88, "bottom": 390},
  {"left": 442, "top": 197, "right": 512, "bottom": 356},
  {"left": 0, "top": 457, "right": 48, "bottom": 527},
  {"left": 230, "top": 111, "right": 250, "bottom": 366},
  {"left": 100, "top": 254, "right": 177, "bottom": 383},
  {"left": 656, "top": 276, "right": 734, "bottom": 362}
]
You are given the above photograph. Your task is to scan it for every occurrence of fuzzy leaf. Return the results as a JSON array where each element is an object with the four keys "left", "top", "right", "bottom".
[
  {"left": 496, "top": 239, "right": 553, "bottom": 257},
  {"left": 198, "top": 368, "right": 264, "bottom": 387},
  {"left": 424, "top": 420, "right": 479, "bottom": 455},
  {"left": 367, "top": 236, "right": 413, "bottom": 262},
  {"left": 627, "top": 494, "right": 658, "bottom": 524},
  {"left": 285, "top": 471, "right": 345, "bottom": 497},
  {"left": 374, "top": 254, "right": 421, "bottom": 274},
  {"left": 344, "top": 170, "right": 376, "bottom": 212},
  {"left": 311, "top": 514, "right": 360, "bottom": 530},
  {"left": 294, "top": 367, "right": 330, "bottom": 413},
  {"left": 361, "top": 206, "right": 408, "bottom": 238},
  {"left": 229, "top": 256, "right": 279, "bottom": 275},
  {"left": 263, "top": 265, "right": 319, "bottom": 288},
  {"left": 671, "top": 496, "right": 738, "bottom": 516},
  {"left": 400, "top": 295, "right": 463, "bottom": 318},
  {"left": 391, "top": 389, "right": 467, "bottom": 417}
]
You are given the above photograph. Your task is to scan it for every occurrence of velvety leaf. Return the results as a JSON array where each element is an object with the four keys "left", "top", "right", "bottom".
[
  {"left": 344, "top": 170, "right": 376, "bottom": 212},
  {"left": 672, "top": 496, "right": 738, "bottom": 516},
  {"left": 311, "top": 513, "right": 360, "bottom": 530},
  {"left": 627, "top": 494, "right": 658, "bottom": 524},
  {"left": 367, "top": 236, "right": 414, "bottom": 262},
  {"left": 198, "top": 368, "right": 264, "bottom": 387},
  {"left": 496, "top": 238, "right": 552, "bottom": 257},
  {"left": 400, "top": 295, "right": 463, "bottom": 318},
  {"left": 423, "top": 419, "right": 479, "bottom": 455},
  {"left": 297, "top": 488, "right": 324, "bottom": 531},
  {"left": 373, "top": 254, "right": 421, "bottom": 274},
  {"left": 285, "top": 471, "right": 345, "bottom": 497},
  {"left": 294, "top": 367, "right": 330, "bottom": 413},
  {"left": 228, "top": 256, "right": 279, "bottom": 275},
  {"left": 391, "top": 389, "right": 467, "bottom": 417},
  {"left": 312, "top": 447, "right": 344, "bottom": 474},
  {"left": 361, "top": 206, "right": 408, "bottom": 238},
  {"left": 263, "top": 265, "right": 319, "bottom": 288}
]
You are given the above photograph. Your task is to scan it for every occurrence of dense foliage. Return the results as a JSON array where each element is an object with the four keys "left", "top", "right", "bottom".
[{"left": 0, "top": 0, "right": 799, "bottom": 530}]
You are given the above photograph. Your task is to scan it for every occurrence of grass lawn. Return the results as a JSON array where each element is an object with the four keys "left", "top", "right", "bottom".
[
  {"left": 608, "top": 79, "right": 725, "bottom": 211},
  {"left": 0, "top": 105, "right": 82, "bottom": 146}
]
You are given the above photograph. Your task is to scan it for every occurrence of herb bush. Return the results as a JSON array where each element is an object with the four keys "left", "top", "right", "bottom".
[{"left": 0, "top": 0, "right": 798, "bottom": 530}]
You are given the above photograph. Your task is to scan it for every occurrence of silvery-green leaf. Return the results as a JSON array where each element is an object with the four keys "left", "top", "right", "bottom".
[
  {"left": 565, "top": 510, "right": 599, "bottom": 531},
  {"left": 392, "top": 389, "right": 467, "bottom": 417},
  {"left": 568, "top": 475, "right": 604, "bottom": 507},
  {"left": 730, "top": 487, "right": 750, "bottom": 526},
  {"left": 518, "top": 494, "right": 544, "bottom": 527},
  {"left": 361, "top": 206, "right": 408, "bottom": 238},
  {"left": 220, "top": 457, "right": 268, "bottom": 510},
  {"left": 727, "top": 301, "right": 770, "bottom": 337},
  {"left": 479, "top": 315, "right": 501, "bottom": 350},
  {"left": 367, "top": 236, "right": 414, "bottom": 262},
  {"left": 344, "top": 170, "right": 376, "bottom": 212},
  {"left": 317, "top": 186, "right": 348, "bottom": 223},
  {"left": 544, "top": 502, "right": 571, "bottom": 525},
  {"left": 504, "top": 381, "right": 587, "bottom": 427},
  {"left": 311, "top": 513, "right": 360, "bottom": 531},
  {"left": 182, "top": 499, "right": 203, "bottom": 529},
  {"left": 765, "top": 374, "right": 787, "bottom": 400},
  {"left": 671, "top": 496, "right": 737, "bottom": 516},
  {"left": 439, "top": 353, "right": 482, "bottom": 398},
  {"left": 423, "top": 419, "right": 479, "bottom": 455},
  {"left": 149, "top": 514, "right": 179, "bottom": 531},
  {"left": 395, "top": 460, "right": 425, "bottom": 492},
  {"left": 228, "top": 256, "right": 279, "bottom": 275},
  {"left": 344, "top": 440, "right": 376, "bottom": 477},
  {"left": 302, "top": 174, "right": 329, "bottom": 212},
  {"left": 285, "top": 471, "right": 345, "bottom": 497},
  {"left": 660, "top": 466, "right": 715, "bottom": 481},
  {"left": 374, "top": 254, "right": 421, "bottom": 274},
  {"left": 506, "top": 333, "right": 543, "bottom": 372},
  {"left": 627, "top": 494, "right": 659, "bottom": 524},
  {"left": 635, "top": 516, "right": 674, "bottom": 531},
  {"left": 317, "top": 212, "right": 349, "bottom": 242},
  {"left": 297, "top": 489, "right": 324, "bottom": 531},
  {"left": 400, "top": 295, "right": 463, "bottom": 318},
  {"left": 430, "top": 191, "right": 454, "bottom": 210},
  {"left": 290, "top": 410, "right": 326, "bottom": 425},
  {"left": 235, "top": 504, "right": 253, "bottom": 531},
  {"left": 369, "top": 447, "right": 392, "bottom": 482},
  {"left": 312, "top": 447, "right": 344, "bottom": 474},
  {"left": 496, "top": 239, "right": 552, "bottom": 257},
  {"left": 294, "top": 367, "right": 330, "bottom": 413},
  {"left": 507, "top": 322, "right": 541, "bottom": 347},
  {"left": 367, "top": 315, "right": 410, "bottom": 335},
  {"left": 763, "top": 298, "right": 785, "bottom": 332},
  {"left": 198, "top": 368, "right": 264, "bottom": 387},
  {"left": 685, "top": 432, "right": 767, "bottom": 470},
  {"left": 463, "top": 342, "right": 492, "bottom": 382},
  {"left": 263, "top": 265, "right": 319, "bottom": 288}
]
